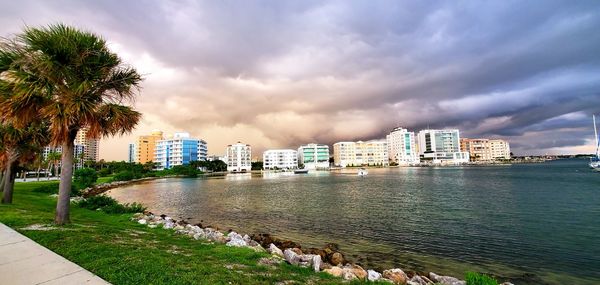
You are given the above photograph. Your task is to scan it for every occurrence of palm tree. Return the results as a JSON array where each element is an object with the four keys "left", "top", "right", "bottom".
[
  {"left": 0, "top": 24, "right": 142, "bottom": 224},
  {"left": 0, "top": 123, "right": 48, "bottom": 203},
  {"left": 46, "top": 151, "right": 62, "bottom": 179}
]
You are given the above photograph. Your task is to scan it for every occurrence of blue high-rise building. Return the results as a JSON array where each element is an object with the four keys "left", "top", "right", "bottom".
[{"left": 155, "top": 132, "right": 208, "bottom": 170}]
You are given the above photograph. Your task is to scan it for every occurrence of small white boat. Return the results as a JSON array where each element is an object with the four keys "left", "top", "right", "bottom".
[
  {"left": 590, "top": 115, "right": 600, "bottom": 171},
  {"left": 357, "top": 168, "right": 368, "bottom": 176}
]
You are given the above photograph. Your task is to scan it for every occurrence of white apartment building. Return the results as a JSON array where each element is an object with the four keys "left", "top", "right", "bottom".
[
  {"left": 42, "top": 145, "right": 86, "bottom": 169},
  {"left": 490, "top": 139, "right": 511, "bottom": 159},
  {"left": 386, "top": 127, "right": 419, "bottom": 165},
  {"left": 263, "top": 149, "right": 298, "bottom": 170},
  {"left": 297, "top": 143, "right": 330, "bottom": 170},
  {"left": 155, "top": 132, "right": 207, "bottom": 170},
  {"left": 417, "top": 129, "right": 469, "bottom": 164},
  {"left": 75, "top": 128, "right": 99, "bottom": 162},
  {"left": 333, "top": 140, "right": 388, "bottom": 167},
  {"left": 460, "top": 138, "right": 511, "bottom": 161},
  {"left": 128, "top": 143, "right": 137, "bottom": 163},
  {"left": 227, "top": 142, "right": 252, "bottom": 172}
]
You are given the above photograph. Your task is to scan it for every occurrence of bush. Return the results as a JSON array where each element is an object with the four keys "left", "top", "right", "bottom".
[
  {"left": 33, "top": 183, "right": 60, "bottom": 194},
  {"left": 143, "top": 171, "right": 157, "bottom": 178},
  {"left": 113, "top": 170, "right": 135, "bottom": 181},
  {"left": 74, "top": 168, "right": 98, "bottom": 189},
  {"left": 466, "top": 272, "right": 498, "bottom": 285},
  {"left": 170, "top": 165, "right": 199, "bottom": 177},
  {"left": 77, "top": 195, "right": 146, "bottom": 214},
  {"left": 33, "top": 183, "right": 80, "bottom": 197},
  {"left": 97, "top": 168, "right": 112, "bottom": 177}
]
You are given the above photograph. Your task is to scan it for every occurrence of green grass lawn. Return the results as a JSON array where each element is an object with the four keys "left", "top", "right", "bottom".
[
  {"left": 0, "top": 181, "right": 362, "bottom": 285},
  {"left": 96, "top": 176, "right": 114, "bottom": 184}
]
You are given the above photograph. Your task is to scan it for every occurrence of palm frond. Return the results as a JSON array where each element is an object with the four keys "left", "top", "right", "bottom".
[{"left": 87, "top": 103, "right": 141, "bottom": 139}]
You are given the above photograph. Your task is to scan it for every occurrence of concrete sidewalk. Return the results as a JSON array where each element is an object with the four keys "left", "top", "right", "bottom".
[{"left": 0, "top": 223, "right": 110, "bottom": 285}]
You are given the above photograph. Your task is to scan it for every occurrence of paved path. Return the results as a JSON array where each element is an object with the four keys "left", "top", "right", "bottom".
[{"left": 0, "top": 223, "right": 110, "bottom": 285}]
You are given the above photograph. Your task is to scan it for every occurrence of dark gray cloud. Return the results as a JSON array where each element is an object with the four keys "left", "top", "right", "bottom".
[{"left": 1, "top": 0, "right": 599, "bottom": 159}]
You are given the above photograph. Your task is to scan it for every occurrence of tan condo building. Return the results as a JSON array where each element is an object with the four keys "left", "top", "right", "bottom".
[
  {"left": 333, "top": 140, "right": 388, "bottom": 167},
  {"left": 460, "top": 138, "right": 511, "bottom": 161},
  {"left": 136, "top": 130, "right": 164, "bottom": 164},
  {"left": 75, "top": 128, "right": 99, "bottom": 162}
]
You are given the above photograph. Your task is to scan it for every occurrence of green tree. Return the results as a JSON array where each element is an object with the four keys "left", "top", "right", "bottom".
[
  {"left": 0, "top": 24, "right": 142, "bottom": 224},
  {"left": 251, "top": 161, "right": 263, "bottom": 170}
]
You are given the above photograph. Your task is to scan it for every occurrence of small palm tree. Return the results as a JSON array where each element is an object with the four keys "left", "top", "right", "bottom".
[
  {"left": 46, "top": 151, "right": 62, "bottom": 179},
  {"left": 0, "top": 24, "right": 142, "bottom": 224},
  {"left": 0, "top": 123, "right": 48, "bottom": 203}
]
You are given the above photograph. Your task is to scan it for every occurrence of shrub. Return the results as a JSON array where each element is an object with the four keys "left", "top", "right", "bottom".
[
  {"left": 77, "top": 195, "right": 146, "bottom": 214},
  {"left": 97, "top": 168, "right": 112, "bottom": 177},
  {"left": 143, "top": 171, "right": 157, "bottom": 178},
  {"left": 33, "top": 183, "right": 80, "bottom": 197},
  {"left": 33, "top": 183, "right": 60, "bottom": 194},
  {"left": 113, "top": 170, "right": 135, "bottom": 181},
  {"left": 466, "top": 272, "right": 498, "bottom": 285},
  {"left": 170, "top": 165, "right": 199, "bottom": 177},
  {"left": 74, "top": 168, "right": 98, "bottom": 189}
]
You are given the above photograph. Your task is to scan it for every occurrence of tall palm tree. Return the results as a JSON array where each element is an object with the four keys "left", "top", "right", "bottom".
[{"left": 0, "top": 24, "right": 142, "bottom": 224}]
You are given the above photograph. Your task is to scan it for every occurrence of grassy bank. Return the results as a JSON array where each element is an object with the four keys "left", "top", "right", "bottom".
[{"left": 0, "top": 181, "right": 355, "bottom": 284}]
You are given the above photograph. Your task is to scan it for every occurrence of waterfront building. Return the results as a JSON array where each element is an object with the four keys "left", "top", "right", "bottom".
[
  {"left": 227, "top": 142, "right": 252, "bottom": 172},
  {"left": 263, "top": 149, "right": 298, "bottom": 170},
  {"left": 297, "top": 143, "right": 330, "bottom": 170},
  {"left": 417, "top": 129, "right": 469, "bottom": 164},
  {"left": 207, "top": 154, "right": 227, "bottom": 162},
  {"left": 136, "top": 130, "right": 163, "bottom": 164},
  {"left": 386, "top": 127, "right": 419, "bottom": 165},
  {"left": 128, "top": 143, "right": 137, "bottom": 163},
  {"left": 155, "top": 132, "right": 207, "bottom": 170},
  {"left": 75, "top": 127, "right": 99, "bottom": 162},
  {"left": 460, "top": 138, "right": 511, "bottom": 161},
  {"left": 333, "top": 140, "right": 388, "bottom": 167},
  {"left": 490, "top": 139, "right": 511, "bottom": 159}
]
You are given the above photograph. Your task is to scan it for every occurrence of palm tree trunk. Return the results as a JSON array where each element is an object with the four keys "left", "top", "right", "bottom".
[
  {"left": 55, "top": 137, "right": 75, "bottom": 225},
  {"left": 0, "top": 170, "right": 5, "bottom": 193},
  {"left": 2, "top": 155, "right": 18, "bottom": 204}
]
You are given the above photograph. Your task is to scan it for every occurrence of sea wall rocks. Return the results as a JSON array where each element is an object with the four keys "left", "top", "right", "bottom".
[{"left": 131, "top": 212, "right": 507, "bottom": 285}]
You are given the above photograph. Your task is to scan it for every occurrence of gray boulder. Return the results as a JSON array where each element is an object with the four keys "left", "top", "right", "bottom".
[
  {"left": 367, "top": 269, "right": 382, "bottom": 281},
  {"left": 312, "top": 255, "right": 322, "bottom": 272},
  {"left": 408, "top": 275, "right": 429, "bottom": 285},
  {"left": 284, "top": 248, "right": 301, "bottom": 265},
  {"left": 226, "top": 232, "right": 248, "bottom": 247},
  {"left": 429, "top": 272, "right": 466, "bottom": 285},
  {"left": 268, "top": 243, "right": 284, "bottom": 257}
]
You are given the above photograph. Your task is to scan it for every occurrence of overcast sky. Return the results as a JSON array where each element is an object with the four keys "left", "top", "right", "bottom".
[{"left": 2, "top": 0, "right": 600, "bottom": 160}]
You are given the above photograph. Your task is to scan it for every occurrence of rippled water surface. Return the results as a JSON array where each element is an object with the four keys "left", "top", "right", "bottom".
[{"left": 108, "top": 159, "right": 600, "bottom": 284}]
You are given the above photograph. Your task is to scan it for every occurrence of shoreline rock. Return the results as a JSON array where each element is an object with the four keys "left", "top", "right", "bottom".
[{"left": 130, "top": 212, "right": 507, "bottom": 285}]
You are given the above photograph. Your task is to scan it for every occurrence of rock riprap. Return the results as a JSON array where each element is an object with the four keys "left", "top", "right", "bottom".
[{"left": 131, "top": 212, "right": 507, "bottom": 285}]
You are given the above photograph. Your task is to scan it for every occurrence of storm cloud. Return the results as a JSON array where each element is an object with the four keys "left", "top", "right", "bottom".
[{"left": 1, "top": 0, "right": 599, "bottom": 159}]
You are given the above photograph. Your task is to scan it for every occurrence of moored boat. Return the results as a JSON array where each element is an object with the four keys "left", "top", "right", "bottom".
[
  {"left": 590, "top": 115, "right": 600, "bottom": 171},
  {"left": 294, "top": 169, "right": 309, "bottom": 174}
]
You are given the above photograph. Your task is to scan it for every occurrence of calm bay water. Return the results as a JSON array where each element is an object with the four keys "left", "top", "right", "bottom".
[{"left": 108, "top": 159, "right": 600, "bottom": 284}]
